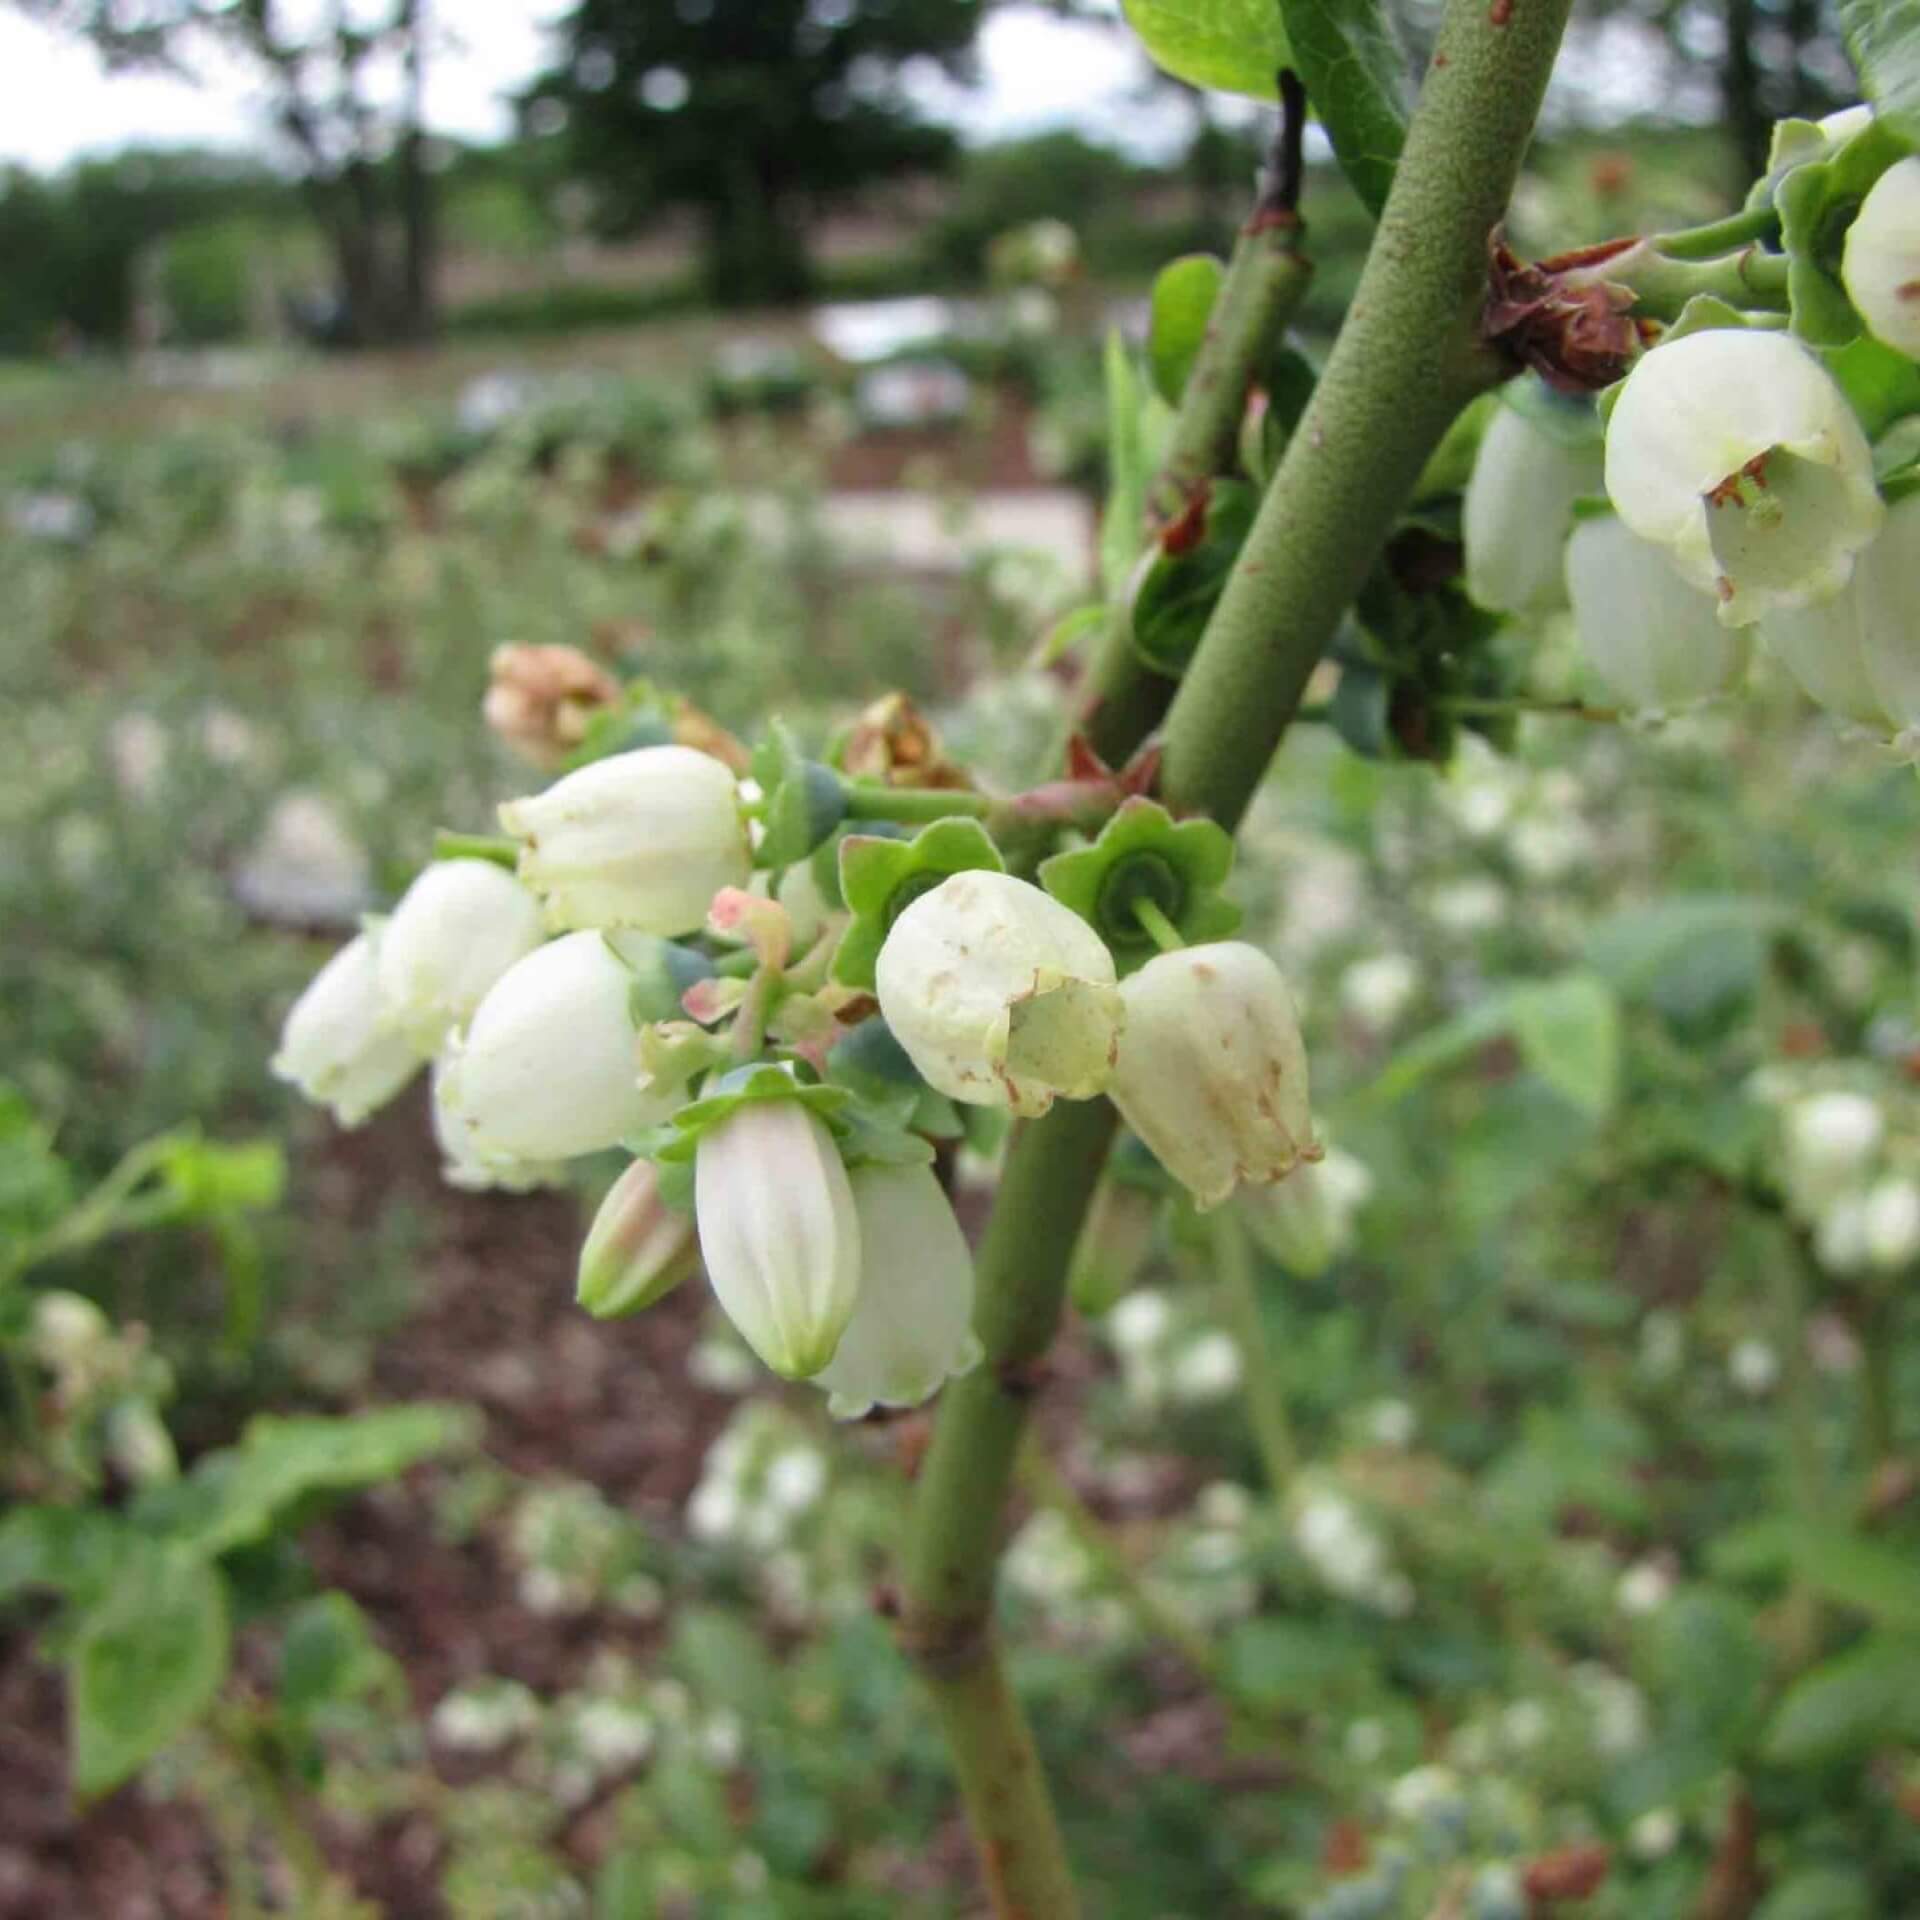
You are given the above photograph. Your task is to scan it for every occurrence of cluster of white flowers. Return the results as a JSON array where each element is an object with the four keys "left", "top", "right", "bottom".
[
  {"left": 274, "top": 729, "right": 1327, "bottom": 1425},
  {"left": 1462, "top": 120, "right": 1920, "bottom": 745},
  {"left": 1290, "top": 1481, "right": 1414, "bottom": 1617},
  {"left": 1102, "top": 1288, "right": 1247, "bottom": 1413},
  {"left": 685, "top": 1405, "right": 830, "bottom": 1556},
  {"left": 1768, "top": 1083, "right": 1920, "bottom": 1277}
]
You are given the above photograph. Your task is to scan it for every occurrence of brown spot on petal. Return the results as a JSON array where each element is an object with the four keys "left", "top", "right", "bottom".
[{"left": 1900, "top": 279, "right": 1920, "bottom": 302}]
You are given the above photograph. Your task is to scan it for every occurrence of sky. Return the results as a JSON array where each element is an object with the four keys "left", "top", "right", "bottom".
[{"left": 0, "top": 2, "right": 1190, "bottom": 174}]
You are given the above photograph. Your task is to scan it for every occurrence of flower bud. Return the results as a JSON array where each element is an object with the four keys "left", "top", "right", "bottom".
[
  {"left": 694, "top": 1100, "right": 860, "bottom": 1378},
  {"left": 448, "top": 931, "right": 674, "bottom": 1162},
  {"left": 1863, "top": 1175, "right": 1920, "bottom": 1271},
  {"left": 813, "top": 1163, "right": 982, "bottom": 1418},
  {"left": 1603, "top": 329, "right": 1882, "bottom": 625},
  {"left": 1761, "top": 491, "right": 1920, "bottom": 739},
  {"left": 1462, "top": 397, "right": 1602, "bottom": 616},
  {"left": 483, "top": 643, "right": 621, "bottom": 768},
  {"left": 874, "top": 870, "right": 1123, "bottom": 1117},
  {"left": 1563, "top": 513, "right": 1749, "bottom": 710},
  {"left": 1108, "top": 942, "right": 1318, "bottom": 1210},
  {"left": 499, "top": 745, "right": 751, "bottom": 937},
  {"left": 377, "top": 859, "right": 546, "bottom": 1049},
  {"left": 1240, "top": 1145, "right": 1373, "bottom": 1277},
  {"left": 1785, "top": 1089, "right": 1884, "bottom": 1187},
  {"left": 272, "top": 928, "right": 424, "bottom": 1127},
  {"left": 1843, "top": 156, "right": 1920, "bottom": 357},
  {"left": 577, "top": 1158, "right": 699, "bottom": 1318}
]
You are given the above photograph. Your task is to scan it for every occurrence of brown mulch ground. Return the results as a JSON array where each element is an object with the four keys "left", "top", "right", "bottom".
[{"left": 0, "top": 1090, "right": 749, "bottom": 1920}]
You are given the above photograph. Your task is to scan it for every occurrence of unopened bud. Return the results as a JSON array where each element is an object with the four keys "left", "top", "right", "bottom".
[
  {"left": 500, "top": 745, "right": 751, "bottom": 938},
  {"left": 1463, "top": 396, "right": 1602, "bottom": 616},
  {"left": 1108, "top": 942, "right": 1318, "bottom": 1210},
  {"left": 875, "top": 870, "right": 1123, "bottom": 1117},
  {"left": 578, "top": 1159, "right": 699, "bottom": 1318}
]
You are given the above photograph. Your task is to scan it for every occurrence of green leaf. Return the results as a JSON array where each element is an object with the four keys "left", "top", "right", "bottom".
[
  {"left": 0, "top": 1505, "right": 128, "bottom": 1610},
  {"left": 70, "top": 1544, "right": 230, "bottom": 1796},
  {"left": 1762, "top": 1634, "right": 1920, "bottom": 1766},
  {"left": 1122, "top": 0, "right": 1291, "bottom": 99},
  {"left": 1148, "top": 255, "right": 1226, "bottom": 407},
  {"left": 1792, "top": 1527, "right": 1920, "bottom": 1629},
  {"left": 0, "top": 1082, "right": 74, "bottom": 1249},
  {"left": 1581, "top": 895, "right": 1782, "bottom": 1024},
  {"left": 278, "top": 1591, "right": 394, "bottom": 1719},
  {"left": 1125, "top": 477, "right": 1260, "bottom": 674},
  {"left": 1280, "top": 0, "right": 1412, "bottom": 214},
  {"left": 1840, "top": 0, "right": 1920, "bottom": 141},
  {"left": 1755, "top": 1866, "right": 1878, "bottom": 1920},
  {"left": 132, "top": 1406, "right": 473, "bottom": 1559},
  {"left": 1646, "top": 1591, "right": 1768, "bottom": 1757},
  {"left": 1507, "top": 973, "right": 1620, "bottom": 1119},
  {"left": 154, "top": 1135, "right": 285, "bottom": 1219},
  {"left": 1824, "top": 331, "right": 1920, "bottom": 438}
]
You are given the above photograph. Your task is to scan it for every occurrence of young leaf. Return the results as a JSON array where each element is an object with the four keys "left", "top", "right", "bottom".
[
  {"left": 1839, "top": 0, "right": 1920, "bottom": 142},
  {"left": 1508, "top": 973, "right": 1620, "bottom": 1119},
  {"left": 1281, "top": 0, "right": 1413, "bottom": 215},
  {"left": 1100, "top": 330, "right": 1150, "bottom": 601},
  {"left": 1122, "top": 0, "right": 1290, "bottom": 99},
  {"left": 70, "top": 1544, "right": 231, "bottom": 1797},
  {"left": 1148, "top": 254, "right": 1226, "bottom": 407}
]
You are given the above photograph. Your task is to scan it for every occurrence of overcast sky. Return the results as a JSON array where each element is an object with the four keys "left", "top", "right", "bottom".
[{"left": 0, "top": 1, "right": 1198, "bottom": 173}]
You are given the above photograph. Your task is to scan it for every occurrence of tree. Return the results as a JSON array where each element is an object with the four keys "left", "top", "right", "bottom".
[
  {"left": 15, "top": 0, "right": 442, "bottom": 345},
  {"left": 526, "top": 0, "right": 983, "bottom": 309}
]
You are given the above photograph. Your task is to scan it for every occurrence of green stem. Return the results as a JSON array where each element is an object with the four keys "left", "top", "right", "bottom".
[
  {"left": 1775, "top": 1240, "right": 1827, "bottom": 1661},
  {"left": 1132, "top": 897, "right": 1185, "bottom": 953},
  {"left": 1604, "top": 242, "right": 1791, "bottom": 321},
  {"left": 901, "top": 3, "right": 1573, "bottom": 1905},
  {"left": 1648, "top": 203, "right": 1780, "bottom": 261},
  {"left": 1157, "top": 0, "right": 1578, "bottom": 831},
  {"left": 1081, "top": 211, "right": 1314, "bottom": 767},
  {"left": 1019, "top": 1440, "right": 1224, "bottom": 1685},
  {"left": 432, "top": 828, "right": 519, "bottom": 868},
  {"left": 919, "top": 1643, "right": 1080, "bottom": 1920},
  {"left": 730, "top": 964, "right": 778, "bottom": 1061},
  {"left": 1210, "top": 1209, "right": 1299, "bottom": 1494},
  {"left": 841, "top": 781, "right": 993, "bottom": 824}
]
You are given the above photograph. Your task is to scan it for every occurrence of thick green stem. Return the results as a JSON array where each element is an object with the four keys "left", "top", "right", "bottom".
[
  {"left": 1082, "top": 216, "right": 1313, "bottom": 766},
  {"left": 920, "top": 1643, "right": 1080, "bottom": 1919},
  {"left": 1158, "top": 0, "right": 1576, "bottom": 829},
  {"left": 1210, "top": 1209, "right": 1300, "bottom": 1494},
  {"left": 902, "top": 3, "right": 1572, "bottom": 1907}
]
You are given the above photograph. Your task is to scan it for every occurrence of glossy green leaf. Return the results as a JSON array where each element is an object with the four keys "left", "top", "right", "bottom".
[
  {"left": 1793, "top": 1527, "right": 1920, "bottom": 1629},
  {"left": 1840, "top": 0, "right": 1920, "bottom": 141},
  {"left": 1122, "top": 0, "right": 1291, "bottom": 99},
  {"left": 1762, "top": 1634, "right": 1920, "bottom": 1765},
  {"left": 1148, "top": 254, "right": 1226, "bottom": 407},
  {"left": 70, "top": 1544, "right": 230, "bottom": 1796},
  {"left": 1281, "top": 0, "right": 1412, "bottom": 214}
]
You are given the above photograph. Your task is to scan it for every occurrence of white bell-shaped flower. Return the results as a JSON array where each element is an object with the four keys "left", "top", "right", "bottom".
[
  {"left": 577, "top": 1158, "right": 699, "bottom": 1318},
  {"left": 377, "top": 859, "right": 546, "bottom": 1049},
  {"left": 1603, "top": 329, "right": 1882, "bottom": 625},
  {"left": 499, "top": 744, "right": 751, "bottom": 937},
  {"left": 1784, "top": 1090, "right": 1884, "bottom": 1212},
  {"left": 1843, "top": 156, "right": 1920, "bottom": 357},
  {"left": 446, "top": 930, "right": 672, "bottom": 1162},
  {"left": 1241, "top": 1145, "right": 1374, "bottom": 1277},
  {"left": 429, "top": 1049, "right": 563, "bottom": 1193},
  {"left": 1564, "top": 513, "right": 1750, "bottom": 710},
  {"left": 1108, "top": 942, "right": 1318, "bottom": 1210},
  {"left": 1863, "top": 1174, "right": 1920, "bottom": 1271},
  {"left": 1462, "top": 399, "right": 1603, "bottom": 617},
  {"left": 1762, "top": 491, "right": 1920, "bottom": 740},
  {"left": 271, "top": 927, "right": 424, "bottom": 1127},
  {"left": 694, "top": 1099, "right": 861, "bottom": 1379},
  {"left": 813, "top": 1163, "right": 982, "bottom": 1419},
  {"left": 875, "top": 870, "right": 1123, "bottom": 1117}
]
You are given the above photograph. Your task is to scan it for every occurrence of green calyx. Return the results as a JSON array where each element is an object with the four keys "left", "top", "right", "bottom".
[
  {"left": 752, "top": 719, "right": 849, "bottom": 868},
  {"left": 831, "top": 816, "right": 1007, "bottom": 989},
  {"left": 607, "top": 932, "right": 718, "bottom": 1027},
  {"left": 1038, "top": 798, "right": 1238, "bottom": 967}
]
